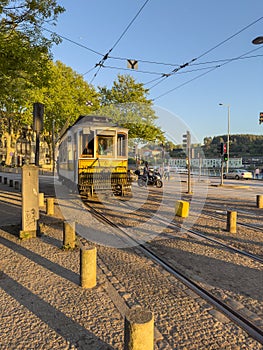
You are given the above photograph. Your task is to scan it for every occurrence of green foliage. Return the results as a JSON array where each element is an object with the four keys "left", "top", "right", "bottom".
[
  {"left": 0, "top": 0, "right": 65, "bottom": 132},
  {"left": 98, "top": 75, "right": 164, "bottom": 143},
  {"left": 23, "top": 60, "right": 100, "bottom": 139},
  {"left": 202, "top": 134, "right": 263, "bottom": 157}
]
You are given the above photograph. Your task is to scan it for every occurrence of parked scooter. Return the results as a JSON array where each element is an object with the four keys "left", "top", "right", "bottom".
[{"left": 135, "top": 169, "right": 163, "bottom": 188}]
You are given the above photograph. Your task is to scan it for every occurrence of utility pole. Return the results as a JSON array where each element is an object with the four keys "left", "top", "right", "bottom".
[
  {"left": 218, "top": 142, "right": 228, "bottom": 185},
  {"left": 183, "top": 131, "right": 192, "bottom": 194}
]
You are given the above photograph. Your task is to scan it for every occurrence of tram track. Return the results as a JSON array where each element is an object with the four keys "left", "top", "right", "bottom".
[
  {"left": 103, "top": 192, "right": 263, "bottom": 264},
  {"left": 82, "top": 196, "right": 263, "bottom": 345},
  {"left": 201, "top": 207, "right": 263, "bottom": 232}
]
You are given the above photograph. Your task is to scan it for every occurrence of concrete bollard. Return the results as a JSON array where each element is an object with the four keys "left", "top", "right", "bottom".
[
  {"left": 3, "top": 177, "right": 7, "bottom": 184},
  {"left": 124, "top": 308, "right": 154, "bottom": 350},
  {"left": 80, "top": 247, "right": 97, "bottom": 288},
  {"left": 227, "top": 211, "right": 237, "bottom": 233},
  {"left": 19, "top": 165, "right": 39, "bottom": 239},
  {"left": 14, "top": 181, "right": 20, "bottom": 191},
  {"left": 256, "top": 195, "right": 263, "bottom": 209},
  {"left": 63, "top": 221, "right": 76, "bottom": 249},
  {"left": 9, "top": 179, "right": 13, "bottom": 187},
  {"left": 39, "top": 193, "right": 45, "bottom": 207},
  {"left": 46, "top": 198, "right": 54, "bottom": 215},
  {"left": 175, "top": 200, "right": 189, "bottom": 218}
]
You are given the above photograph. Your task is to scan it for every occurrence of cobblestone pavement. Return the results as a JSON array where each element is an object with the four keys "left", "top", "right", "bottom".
[{"left": 0, "top": 179, "right": 263, "bottom": 349}]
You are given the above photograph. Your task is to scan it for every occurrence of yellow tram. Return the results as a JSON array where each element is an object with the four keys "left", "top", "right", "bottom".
[{"left": 57, "top": 115, "right": 132, "bottom": 196}]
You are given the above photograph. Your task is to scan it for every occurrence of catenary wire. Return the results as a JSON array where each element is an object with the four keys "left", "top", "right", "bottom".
[
  {"left": 90, "top": 0, "right": 151, "bottom": 83},
  {"left": 101, "top": 63, "right": 222, "bottom": 76},
  {"left": 42, "top": 27, "right": 104, "bottom": 57},
  {"left": 144, "top": 15, "right": 263, "bottom": 90},
  {"left": 40, "top": 14, "right": 263, "bottom": 96},
  {"left": 152, "top": 45, "right": 263, "bottom": 101},
  {"left": 40, "top": 16, "right": 263, "bottom": 80}
]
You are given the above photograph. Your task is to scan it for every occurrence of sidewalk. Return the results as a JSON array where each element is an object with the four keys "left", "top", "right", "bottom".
[{"left": 0, "top": 184, "right": 126, "bottom": 350}]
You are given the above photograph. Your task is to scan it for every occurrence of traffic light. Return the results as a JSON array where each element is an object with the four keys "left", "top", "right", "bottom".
[
  {"left": 259, "top": 112, "right": 263, "bottom": 124},
  {"left": 218, "top": 142, "right": 224, "bottom": 156},
  {"left": 223, "top": 153, "right": 228, "bottom": 161},
  {"left": 217, "top": 142, "right": 227, "bottom": 156}
]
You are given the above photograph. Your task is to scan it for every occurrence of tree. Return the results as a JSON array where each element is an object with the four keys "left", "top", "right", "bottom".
[
  {"left": 98, "top": 74, "right": 164, "bottom": 143},
  {"left": 23, "top": 60, "right": 100, "bottom": 165},
  {"left": 0, "top": 1, "right": 65, "bottom": 163},
  {"left": 0, "top": 1, "right": 64, "bottom": 40},
  {"left": 0, "top": 1, "right": 64, "bottom": 93}
]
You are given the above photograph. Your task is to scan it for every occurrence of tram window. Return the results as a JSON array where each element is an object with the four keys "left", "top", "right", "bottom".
[
  {"left": 117, "top": 134, "right": 126, "bottom": 156},
  {"left": 82, "top": 132, "right": 94, "bottom": 157},
  {"left": 98, "top": 136, "right": 113, "bottom": 156}
]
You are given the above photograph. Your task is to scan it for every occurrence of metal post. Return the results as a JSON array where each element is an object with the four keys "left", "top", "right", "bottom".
[
  {"left": 219, "top": 103, "right": 230, "bottom": 173},
  {"left": 52, "top": 119, "right": 55, "bottom": 175},
  {"left": 35, "top": 130, "right": 40, "bottom": 166},
  {"left": 220, "top": 158, "right": 224, "bottom": 186},
  {"left": 227, "top": 105, "right": 230, "bottom": 173},
  {"left": 187, "top": 143, "right": 191, "bottom": 193},
  {"left": 33, "top": 102, "right": 44, "bottom": 167}
]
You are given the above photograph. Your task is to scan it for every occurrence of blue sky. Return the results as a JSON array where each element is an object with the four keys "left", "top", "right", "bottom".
[{"left": 46, "top": 0, "right": 263, "bottom": 144}]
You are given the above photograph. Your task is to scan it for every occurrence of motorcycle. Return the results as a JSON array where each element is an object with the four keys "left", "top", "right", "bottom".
[{"left": 136, "top": 170, "right": 163, "bottom": 188}]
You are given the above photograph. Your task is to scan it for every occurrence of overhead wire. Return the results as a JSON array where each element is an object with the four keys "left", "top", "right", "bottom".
[
  {"left": 102, "top": 63, "right": 223, "bottom": 76},
  {"left": 152, "top": 45, "right": 263, "bottom": 101},
  {"left": 40, "top": 13, "right": 263, "bottom": 98},
  {"left": 40, "top": 16, "right": 263, "bottom": 80},
  {"left": 194, "top": 15, "right": 263, "bottom": 61},
  {"left": 89, "top": 0, "right": 151, "bottom": 83},
  {"left": 145, "top": 15, "right": 263, "bottom": 91},
  {"left": 42, "top": 26, "right": 104, "bottom": 57}
]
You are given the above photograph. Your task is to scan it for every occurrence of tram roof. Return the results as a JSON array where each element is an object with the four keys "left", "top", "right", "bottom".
[
  {"left": 74, "top": 115, "right": 115, "bottom": 126},
  {"left": 58, "top": 115, "right": 119, "bottom": 141}
]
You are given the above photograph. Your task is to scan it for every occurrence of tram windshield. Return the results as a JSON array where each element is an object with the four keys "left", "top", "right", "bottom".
[{"left": 98, "top": 136, "right": 113, "bottom": 156}]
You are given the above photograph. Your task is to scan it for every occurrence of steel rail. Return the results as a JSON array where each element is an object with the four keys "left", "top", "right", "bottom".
[{"left": 83, "top": 200, "right": 263, "bottom": 345}]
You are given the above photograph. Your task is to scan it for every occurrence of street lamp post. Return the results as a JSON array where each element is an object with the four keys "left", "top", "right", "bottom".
[{"left": 219, "top": 103, "right": 230, "bottom": 173}]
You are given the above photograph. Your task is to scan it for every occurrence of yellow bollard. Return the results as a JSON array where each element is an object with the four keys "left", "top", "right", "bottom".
[
  {"left": 39, "top": 193, "right": 45, "bottom": 207},
  {"left": 46, "top": 198, "right": 54, "bottom": 215},
  {"left": 80, "top": 247, "right": 97, "bottom": 288},
  {"left": 227, "top": 211, "right": 237, "bottom": 233},
  {"left": 124, "top": 308, "right": 154, "bottom": 350},
  {"left": 175, "top": 200, "right": 189, "bottom": 218},
  {"left": 256, "top": 195, "right": 263, "bottom": 209},
  {"left": 63, "top": 221, "right": 76, "bottom": 249}
]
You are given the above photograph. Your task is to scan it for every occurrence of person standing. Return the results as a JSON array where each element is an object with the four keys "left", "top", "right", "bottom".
[
  {"left": 165, "top": 165, "right": 170, "bottom": 181},
  {"left": 255, "top": 168, "right": 260, "bottom": 179},
  {"left": 98, "top": 138, "right": 106, "bottom": 155},
  {"left": 143, "top": 161, "right": 149, "bottom": 187}
]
